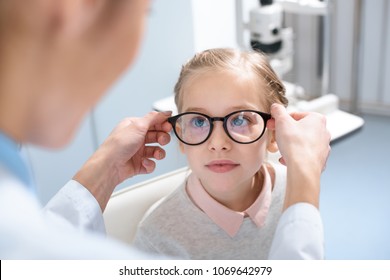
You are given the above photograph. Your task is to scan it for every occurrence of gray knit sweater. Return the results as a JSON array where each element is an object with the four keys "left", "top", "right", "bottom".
[{"left": 133, "top": 163, "right": 286, "bottom": 260}]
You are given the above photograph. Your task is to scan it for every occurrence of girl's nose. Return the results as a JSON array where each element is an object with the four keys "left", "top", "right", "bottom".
[{"left": 207, "top": 122, "right": 232, "bottom": 152}]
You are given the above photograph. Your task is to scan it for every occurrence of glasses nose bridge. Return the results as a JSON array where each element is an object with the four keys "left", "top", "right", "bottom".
[
  {"left": 208, "top": 116, "right": 229, "bottom": 140},
  {"left": 209, "top": 116, "right": 226, "bottom": 125},
  {"left": 209, "top": 116, "right": 228, "bottom": 133}
]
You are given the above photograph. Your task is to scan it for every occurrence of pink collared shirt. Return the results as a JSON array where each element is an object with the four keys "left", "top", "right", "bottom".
[{"left": 186, "top": 165, "right": 272, "bottom": 238}]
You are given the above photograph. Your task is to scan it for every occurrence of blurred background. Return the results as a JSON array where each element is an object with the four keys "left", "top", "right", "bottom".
[{"left": 24, "top": 0, "right": 390, "bottom": 259}]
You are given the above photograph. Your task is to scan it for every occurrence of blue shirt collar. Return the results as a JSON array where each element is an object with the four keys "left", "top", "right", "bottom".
[{"left": 0, "top": 131, "right": 34, "bottom": 191}]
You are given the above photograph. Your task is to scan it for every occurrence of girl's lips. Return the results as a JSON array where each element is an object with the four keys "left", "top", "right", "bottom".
[{"left": 205, "top": 160, "right": 240, "bottom": 173}]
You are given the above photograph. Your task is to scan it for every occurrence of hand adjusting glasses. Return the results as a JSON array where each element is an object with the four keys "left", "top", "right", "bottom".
[{"left": 168, "top": 110, "right": 271, "bottom": 145}]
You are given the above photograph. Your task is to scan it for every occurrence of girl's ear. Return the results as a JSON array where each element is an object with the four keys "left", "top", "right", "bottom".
[{"left": 267, "top": 130, "right": 279, "bottom": 153}]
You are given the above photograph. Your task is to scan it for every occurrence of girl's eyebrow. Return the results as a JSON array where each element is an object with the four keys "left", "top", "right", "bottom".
[
  {"left": 184, "top": 107, "right": 208, "bottom": 113},
  {"left": 184, "top": 105, "right": 260, "bottom": 114}
]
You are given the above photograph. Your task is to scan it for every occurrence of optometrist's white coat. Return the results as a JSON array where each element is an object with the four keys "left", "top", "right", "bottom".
[
  {"left": 0, "top": 168, "right": 324, "bottom": 259},
  {"left": 0, "top": 169, "right": 150, "bottom": 259}
]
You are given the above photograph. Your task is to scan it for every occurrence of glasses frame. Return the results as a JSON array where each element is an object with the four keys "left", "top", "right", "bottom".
[{"left": 168, "top": 110, "right": 272, "bottom": 146}]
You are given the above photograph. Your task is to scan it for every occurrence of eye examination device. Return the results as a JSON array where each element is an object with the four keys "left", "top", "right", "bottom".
[
  {"left": 234, "top": 0, "right": 364, "bottom": 141},
  {"left": 248, "top": 0, "right": 284, "bottom": 55}
]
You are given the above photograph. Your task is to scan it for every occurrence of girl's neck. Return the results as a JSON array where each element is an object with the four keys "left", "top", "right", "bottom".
[{"left": 211, "top": 172, "right": 264, "bottom": 212}]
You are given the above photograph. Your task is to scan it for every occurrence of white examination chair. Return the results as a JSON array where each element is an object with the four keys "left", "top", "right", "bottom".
[{"left": 103, "top": 167, "right": 189, "bottom": 244}]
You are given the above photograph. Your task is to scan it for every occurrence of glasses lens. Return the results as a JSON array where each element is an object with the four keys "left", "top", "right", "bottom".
[
  {"left": 174, "top": 113, "right": 210, "bottom": 145},
  {"left": 226, "top": 111, "right": 265, "bottom": 143}
]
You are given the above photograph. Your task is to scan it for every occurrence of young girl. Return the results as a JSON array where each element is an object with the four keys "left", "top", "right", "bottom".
[{"left": 133, "top": 48, "right": 289, "bottom": 259}]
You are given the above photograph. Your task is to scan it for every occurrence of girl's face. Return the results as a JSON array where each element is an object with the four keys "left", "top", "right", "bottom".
[{"left": 180, "top": 70, "right": 277, "bottom": 202}]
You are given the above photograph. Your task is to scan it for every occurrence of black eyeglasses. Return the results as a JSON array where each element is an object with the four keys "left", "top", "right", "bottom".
[{"left": 168, "top": 110, "right": 271, "bottom": 145}]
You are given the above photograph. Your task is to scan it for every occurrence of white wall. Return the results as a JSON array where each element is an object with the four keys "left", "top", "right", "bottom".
[
  {"left": 30, "top": 0, "right": 194, "bottom": 204},
  {"left": 191, "top": 0, "right": 239, "bottom": 51}
]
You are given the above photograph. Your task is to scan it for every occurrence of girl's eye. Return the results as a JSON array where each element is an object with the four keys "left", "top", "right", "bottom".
[
  {"left": 191, "top": 117, "right": 208, "bottom": 128},
  {"left": 231, "top": 116, "right": 248, "bottom": 127}
]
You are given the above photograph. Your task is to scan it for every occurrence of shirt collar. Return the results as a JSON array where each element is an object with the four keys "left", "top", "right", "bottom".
[
  {"left": 0, "top": 131, "right": 33, "bottom": 191},
  {"left": 186, "top": 165, "right": 272, "bottom": 238}
]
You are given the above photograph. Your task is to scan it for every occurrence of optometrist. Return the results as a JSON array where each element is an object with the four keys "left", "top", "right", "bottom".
[{"left": 0, "top": 0, "right": 330, "bottom": 259}]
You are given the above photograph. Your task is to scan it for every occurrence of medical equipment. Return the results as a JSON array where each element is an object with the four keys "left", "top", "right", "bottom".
[
  {"left": 236, "top": 0, "right": 327, "bottom": 77},
  {"left": 247, "top": 0, "right": 284, "bottom": 54},
  {"left": 234, "top": 0, "right": 363, "bottom": 140},
  {"left": 237, "top": 0, "right": 291, "bottom": 78}
]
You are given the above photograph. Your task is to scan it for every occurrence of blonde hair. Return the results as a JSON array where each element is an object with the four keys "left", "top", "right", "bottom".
[{"left": 174, "top": 48, "right": 288, "bottom": 113}]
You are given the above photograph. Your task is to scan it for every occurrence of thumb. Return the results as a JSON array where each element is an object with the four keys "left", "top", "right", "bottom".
[
  {"left": 270, "top": 103, "right": 289, "bottom": 121},
  {"left": 143, "top": 111, "right": 172, "bottom": 131}
]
